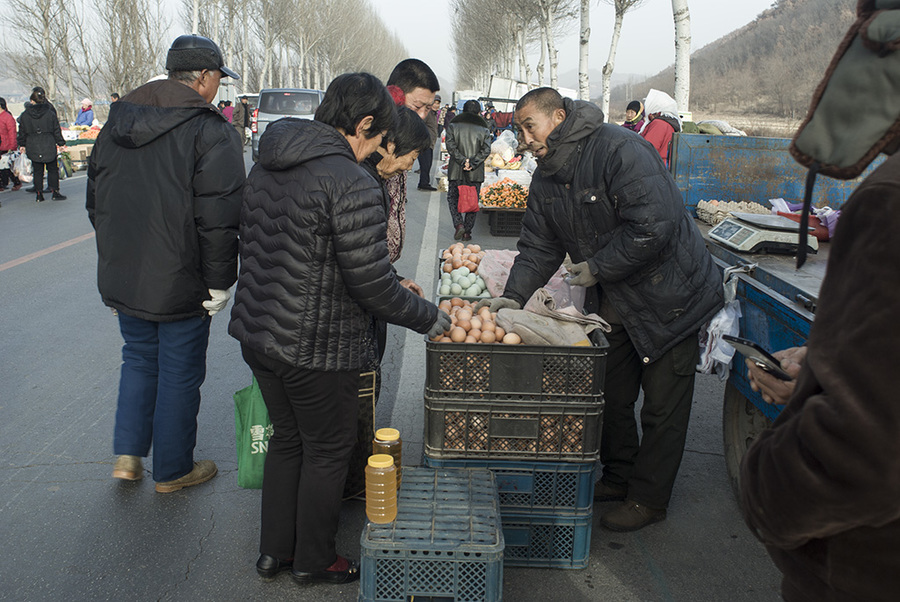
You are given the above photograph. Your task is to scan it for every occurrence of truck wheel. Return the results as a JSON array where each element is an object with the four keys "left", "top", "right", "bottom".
[{"left": 722, "top": 381, "right": 772, "bottom": 502}]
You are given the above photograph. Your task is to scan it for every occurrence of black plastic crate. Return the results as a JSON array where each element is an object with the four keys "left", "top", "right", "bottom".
[
  {"left": 486, "top": 209, "right": 525, "bottom": 237},
  {"left": 424, "top": 394, "right": 604, "bottom": 462},
  {"left": 425, "top": 331, "right": 608, "bottom": 402},
  {"left": 358, "top": 467, "right": 504, "bottom": 602}
]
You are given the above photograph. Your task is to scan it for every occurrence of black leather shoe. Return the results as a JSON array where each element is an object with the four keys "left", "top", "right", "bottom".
[
  {"left": 418, "top": 184, "right": 437, "bottom": 191},
  {"left": 256, "top": 554, "right": 293, "bottom": 580},
  {"left": 51, "top": 191, "right": 67, "bottom": 201},
  {"left": 291, "top": 557, "right": 359, "bottom": 585}
]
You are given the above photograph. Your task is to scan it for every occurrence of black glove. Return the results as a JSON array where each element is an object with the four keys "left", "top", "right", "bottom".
[{"left": 427, "top": 310, "right": 452, "bottom": 339}]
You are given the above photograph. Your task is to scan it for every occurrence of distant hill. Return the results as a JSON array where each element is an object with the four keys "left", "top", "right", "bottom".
[{"left": 610, "top": 0, "right": 856, "bottom": 119}]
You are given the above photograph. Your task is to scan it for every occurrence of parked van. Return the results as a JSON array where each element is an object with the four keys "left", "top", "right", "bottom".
[{"left": 251, "top": 88, "right": 324, "bottom": 161}]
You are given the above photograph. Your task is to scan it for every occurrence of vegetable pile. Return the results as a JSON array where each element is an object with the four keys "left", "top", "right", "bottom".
[{"left": 480, "top": 178, "right": 528, "bottom": 209}]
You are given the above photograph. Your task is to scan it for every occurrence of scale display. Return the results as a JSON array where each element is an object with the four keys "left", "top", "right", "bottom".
[{"left": 709, "top": 213, "right": 818, "bottom": 255}]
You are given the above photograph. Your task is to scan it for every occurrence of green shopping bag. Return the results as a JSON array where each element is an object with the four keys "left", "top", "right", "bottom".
[{"left": 233, "top": 377, "right": 272, "bottom": 489}]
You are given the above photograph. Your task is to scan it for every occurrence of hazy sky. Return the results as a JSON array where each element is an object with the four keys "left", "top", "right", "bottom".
[{"left": 373, "top": 0, "right": 778, "bottom": 90}]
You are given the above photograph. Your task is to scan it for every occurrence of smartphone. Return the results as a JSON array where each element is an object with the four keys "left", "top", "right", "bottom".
[{"left": 722, "top": 335, "right": 792, "bottom": 381}]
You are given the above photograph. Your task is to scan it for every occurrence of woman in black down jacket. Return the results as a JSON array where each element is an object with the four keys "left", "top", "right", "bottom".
[
  {"left": 17, "top": 87, "right": 66, "bottom": 202},
  {"left": 229, "top": 73, "right": 450, "bottom": 586}
]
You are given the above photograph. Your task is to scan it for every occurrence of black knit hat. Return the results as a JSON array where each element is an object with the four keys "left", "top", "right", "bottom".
[
  {"left": 627, "top": 100, "right": 643, "bottom": 114},
  {"left": 165, "top": 34, "right": 240, "bottom": 80}
]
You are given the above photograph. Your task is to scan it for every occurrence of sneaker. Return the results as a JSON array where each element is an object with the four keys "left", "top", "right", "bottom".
[
  {"left": 600, "top": 500, "right": 667, "bottom": 532},
  {"left": 594, "top": 481, "right": 627, "bottom": 502},
  {"left": 112, "top": 455, "right": 143, "bottom": 481},
  {"left": 11, "top": 184, "right": 21, "bottom": 191},
  {"left": 51, "top": 191, "right": 67, "bottom": 201},
  {"left": 35, "top": 191, "right": 45, "bottom": 203},
  {"left": 155, "top": 460, "right": 218, "bottom": 493}
]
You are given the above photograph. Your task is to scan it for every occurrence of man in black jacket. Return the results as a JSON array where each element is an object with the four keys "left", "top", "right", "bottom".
[
  {"left": 445, "top": 100, "right": 492, "bottom": 240},
  {"left": 86, "top": 35, "right": 245, "bottom": 493},
  {"left": 484, "top": 87, "right": 722, "bottom": 531}
]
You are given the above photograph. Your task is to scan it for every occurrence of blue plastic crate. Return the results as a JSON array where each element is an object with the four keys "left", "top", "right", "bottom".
[
  {"left": 359, "top": 467, "right": 504, "bottom": 602},
  {"left": 501, "top": 511, "right": 592, "bottom": 569},
  {"left": 423, "top": 457, "right": 595, "bottom": 515}
]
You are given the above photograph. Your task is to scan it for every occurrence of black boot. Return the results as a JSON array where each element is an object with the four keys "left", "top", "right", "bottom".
[
  {"left": 51, "top": 190, "right": 67, "bottom": 201},
  {"left": 36, "top": 191, "right": 45, "bottom": 202}
]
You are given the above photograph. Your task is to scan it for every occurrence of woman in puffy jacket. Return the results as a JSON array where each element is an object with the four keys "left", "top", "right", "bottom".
[
  {"left": 229, "top": 72, "right": 449, "bottom": 587},
  {"left": 17, "top": 87, "right": 66, "bottom": 202}
]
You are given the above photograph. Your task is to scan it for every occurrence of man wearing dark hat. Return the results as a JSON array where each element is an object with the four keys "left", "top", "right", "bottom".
[{"left": 86, "top": 34, "right": 245, "bottom": 493}]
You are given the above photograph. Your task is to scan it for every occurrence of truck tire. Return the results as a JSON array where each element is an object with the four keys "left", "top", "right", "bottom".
[{"left": 722, "top": 381, "right": 772, "bottom": 502}]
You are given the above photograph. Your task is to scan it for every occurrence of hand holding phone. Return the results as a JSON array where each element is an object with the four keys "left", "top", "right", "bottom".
[{"left": 723, "top": 335, "right": 792, "bottom": 380}]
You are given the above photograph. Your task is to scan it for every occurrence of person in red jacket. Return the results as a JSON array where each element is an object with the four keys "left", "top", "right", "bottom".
[
  {"left": 640, "top": 89, "right": 681, "bottom": 167},
  {"left": 0, "top": 97, "right": 22, "bottom": 193}
]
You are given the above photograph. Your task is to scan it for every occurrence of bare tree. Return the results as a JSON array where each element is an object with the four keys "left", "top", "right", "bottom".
[
  {"left": 672, "top": 0, "right": 691, "bottom": 112},
  {"left": 578, "top": 0, "right": 590, "bottom": 101},
  {"left": 94, "top": 0, "right": 169, "bottom": 96},
  {"left": 3, "top": 0, "right": 64, "bottom": 100},
  {"left": 599, "top": 0, "right": 646, "bottom": 119}
]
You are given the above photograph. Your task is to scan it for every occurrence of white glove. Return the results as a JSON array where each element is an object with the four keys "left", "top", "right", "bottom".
[
  {"left": 202, "top": 288, "right": 231, "bottom": 316},
  {"left": 567, "top": 261, "right": 599, "bottom": 288},
  {"left": 474, "top": 297, "right": 522, "bottom": 312}
]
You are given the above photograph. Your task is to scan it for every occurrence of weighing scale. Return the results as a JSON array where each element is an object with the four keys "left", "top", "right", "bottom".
[{"left": 708, "top": 212, "right": 818, "bottom": 255}]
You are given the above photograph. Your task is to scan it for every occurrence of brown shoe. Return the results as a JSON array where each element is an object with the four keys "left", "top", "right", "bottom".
[
  {"left": 112, "top": 455, "right": 143, "bottom": 481},
  {"left": 155, "top": 460, "right": 218, "bottom": 493},
  {"left": 600, "top": 500, "right": 667, "bottom": 532},
  {"left": 593, "top": 481, "right": 627, "bottom": 502}
]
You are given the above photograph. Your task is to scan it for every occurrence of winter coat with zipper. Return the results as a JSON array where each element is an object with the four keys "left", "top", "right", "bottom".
[
  {"left": 17, "top": 102, "right": 64, "bottom": 163},
  {"left": 86, "top": 79, "right": 245, "bottom": 322},
  {"left": 504, "top": 98, "right": 722, "bottom": 362},
  {"left": 228, "top": 118, "right": 438, "bottom": 372},
  {"left": 0, "top": 109, "right": 18, "bottom": 152},
  {"left": 445, "top": 111, "right": 492, "bottom": 183},
  {"left": 740, "top": 151, "right": 900, "bottom": 602}
]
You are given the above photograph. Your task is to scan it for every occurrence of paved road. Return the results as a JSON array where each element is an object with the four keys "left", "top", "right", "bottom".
[{"left": 0, "top": 151, "right": 783, "bottom": 601}]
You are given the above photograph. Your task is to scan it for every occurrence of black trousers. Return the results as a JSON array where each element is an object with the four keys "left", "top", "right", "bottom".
[
  {"left": 599, "top": 323, "right": 699, "bottom": 509},
  {"left": 447, "top": 181, "right": 479, "bottom": 233},
  {"left": 417, "top": 145, "right": 434, "bottom": 187},
  {"left": 33, "top": 160, "right": 59, "bottom": 191},
  {"left": 241, "top": 345, "right": 359, "bottom": 572}
]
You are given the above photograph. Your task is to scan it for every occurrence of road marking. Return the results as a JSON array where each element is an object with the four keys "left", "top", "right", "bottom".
[
  {"left": 391, "top": 190, "right": 441, "bottom": 436},
  {"left": 0, "top": 232, "right": 95, "bottom": 273}
]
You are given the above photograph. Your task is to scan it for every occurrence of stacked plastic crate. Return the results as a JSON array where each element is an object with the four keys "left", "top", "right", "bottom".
[{"left": 422, "top": 330, "right": 608, "bottom": 569}]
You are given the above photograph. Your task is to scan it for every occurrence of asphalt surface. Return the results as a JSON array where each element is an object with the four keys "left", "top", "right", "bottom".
[{"left": 0, "top": 148, "right": 783, "bottom": 601}]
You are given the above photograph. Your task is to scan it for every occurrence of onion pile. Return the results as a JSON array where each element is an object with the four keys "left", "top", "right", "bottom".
[{"left": 432, "top": 298, "right": 522, "bottom": 345}]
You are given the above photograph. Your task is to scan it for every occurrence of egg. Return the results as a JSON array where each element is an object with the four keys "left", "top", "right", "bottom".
[
  {"left": 451, "top": 258, "right": 462, "bottom": 269},
  {"left": 469, "top": 329, "right": 482, "bottom": 340},
  {"left": 456, "top": 309, "right": 473, "bottom": 322},
  {"left": 449, "top": 327, "right": 467, "bottom": 342},
  {"left": 470, "top": 317, "right": 482, "bottom": 331},
  {"left": 457, "top": 319, "right": 471, "bottom": 332},
  {"left": 495, "top": 327, "right": 505, "bottom": 339},
  {"left": 480, "top": 330, "right": 496, "bottom": 343},
  {"left": 482, "top": 320, "right": 495, "bottom": 332},
  {"left": 478, "top": 306, "right": 492, "bottom": 320},
  {"left": 465, "top": 335, "right": 478, "bottom": 343},
  {"left": 502, "top": 332, "right": 522, "bottom": 345},
  {"left": 450, "top": 298, "right": 465, "bottom": 307},
  {"left": 442, "top": 263, "right": 453, "bottom": 273}
]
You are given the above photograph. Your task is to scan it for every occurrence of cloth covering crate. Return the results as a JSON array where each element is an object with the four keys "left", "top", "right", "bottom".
[
  {"left": 422, "top": 457, "right": 595, "bottom": 514},
  {"left": 358, "top": 467, "right": 504, "bottom": 602}
]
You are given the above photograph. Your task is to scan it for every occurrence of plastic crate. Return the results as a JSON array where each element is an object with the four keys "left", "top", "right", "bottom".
[
  {"left": 486, "top": 210, "right": 525, "bottom": 237},
  {"left": 425, "top": 331, "right": 608, "bottom": 402},
  {"left": 359, "top": 467, "right": 504, "bottom": 602},
  {"left": 424, "top": 394, "right": 604, "bottom": 462},
  {"left": 501, "top": 511, "right": 592, "bottom": 569},
  {"left": 422, "top": 457, "right": 595, "bottom": 514}
]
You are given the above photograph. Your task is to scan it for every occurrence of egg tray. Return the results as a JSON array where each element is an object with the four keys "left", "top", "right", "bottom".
[{"left": 424, "top": 393, "right": 604, "bottom": 462}]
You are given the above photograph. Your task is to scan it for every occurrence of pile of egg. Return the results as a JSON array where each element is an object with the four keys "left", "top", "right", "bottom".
[
  {"left": 441, "top": 243, "right": 484, "bottom": 273},
  {"left": 432, "top": 298, "right": 522, "bottom": 344},
  {"left": 440, "top": 266, "right": 490, "bottom": 298}
]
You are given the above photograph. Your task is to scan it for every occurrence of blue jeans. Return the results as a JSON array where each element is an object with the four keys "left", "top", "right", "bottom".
[{"left": 114, "top": 313, "right": 211, "bottom": 482}]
